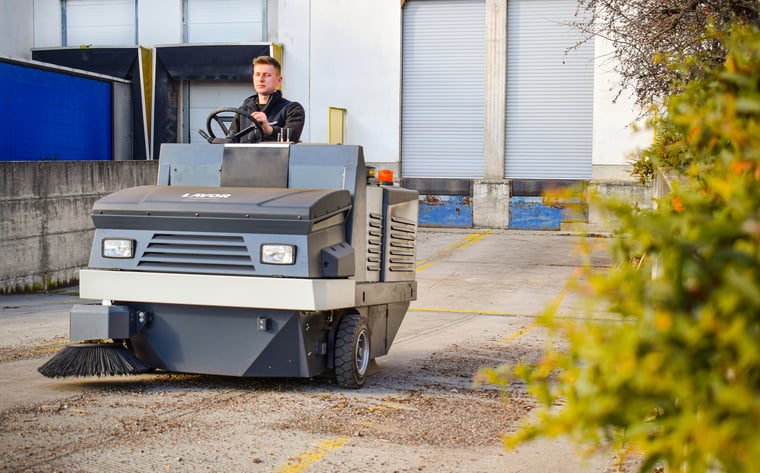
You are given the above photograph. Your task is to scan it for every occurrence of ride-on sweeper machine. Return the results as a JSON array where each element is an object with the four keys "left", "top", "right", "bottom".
[{"left": 38, "top": 108, "right": 418, "bottom": 388}]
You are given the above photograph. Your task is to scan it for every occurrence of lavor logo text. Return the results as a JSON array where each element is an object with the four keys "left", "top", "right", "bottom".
[{"left": 181, "top": 193, "right": 232, "bottom": 199}]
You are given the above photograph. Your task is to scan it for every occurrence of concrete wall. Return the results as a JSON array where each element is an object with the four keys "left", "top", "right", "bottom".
[
  {"left": 580, "top": 180, "right": 653, "bottom": 233},
  {"left": 0, "top": 161, "right": 158, "bottom": 294}
]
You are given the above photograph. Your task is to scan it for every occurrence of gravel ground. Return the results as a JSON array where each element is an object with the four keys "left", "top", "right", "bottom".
[{"left": 0, "top": 330, "right": 539, "bottom": 472}]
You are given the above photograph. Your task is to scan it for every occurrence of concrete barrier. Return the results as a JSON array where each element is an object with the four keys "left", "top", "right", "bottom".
[{"left": 0, "top": 161, "right": 158, "bottom": 294}]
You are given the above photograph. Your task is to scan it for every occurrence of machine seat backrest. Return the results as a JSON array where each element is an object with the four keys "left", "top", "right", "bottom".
[
  {"left": 157, "top": 143, "right": 364, "bottom": 192},
  {"left": 220, "top": 144, "right": 289, "bottom": 188},
  {"left": 157, "top": 143, "right": 225, "bottom": 187},
  {"left": 287, "top": 144, "right": 364, "bottom": 197}
]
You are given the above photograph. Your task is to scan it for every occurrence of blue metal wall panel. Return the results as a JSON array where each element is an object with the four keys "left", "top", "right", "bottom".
[
  {"left": 0, "top": 62, "right": 112, "bottom": 161},
  {"left": 418, "top": 195, "right": 472, "bottom": 227},
  {"left": 509, "top": 196, "right": 587, "bottom": 230}
]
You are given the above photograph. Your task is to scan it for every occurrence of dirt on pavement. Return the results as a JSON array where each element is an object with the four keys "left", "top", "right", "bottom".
[{"left": 0, "top": 230, "right": 640, "bottom": 473}]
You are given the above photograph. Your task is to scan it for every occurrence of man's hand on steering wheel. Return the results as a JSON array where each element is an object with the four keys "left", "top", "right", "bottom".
[{"left": 249, "top": 110, "right": 273, "bottom": 136}]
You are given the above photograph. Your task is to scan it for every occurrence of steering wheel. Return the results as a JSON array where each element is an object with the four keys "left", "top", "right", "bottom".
[{"left": 204, "top": 107, "right": 262, "bottom": 143}]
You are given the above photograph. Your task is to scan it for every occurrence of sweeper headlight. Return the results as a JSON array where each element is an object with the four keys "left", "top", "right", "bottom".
[
  {"left": 102, "top": 238, "right": 135, "bottom": 259},
  {"left": 261, "top": 244, "right": 295, "bottom": 265}
]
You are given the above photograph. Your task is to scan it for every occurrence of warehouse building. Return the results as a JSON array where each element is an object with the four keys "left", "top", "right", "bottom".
[{"left": 2, "top": 0, "right": 649, "bottom": 231}]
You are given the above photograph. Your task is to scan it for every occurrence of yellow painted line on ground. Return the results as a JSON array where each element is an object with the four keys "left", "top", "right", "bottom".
[
  {"left": 412, "top": 306, "right": 623, "bottom": 323},
  {"left": 273, "top": 436, "right": 351, "bottom": 473},
  {"left": 500, "top": 324, "right": 537, "bottom": 343},
  {"left": 409, "top": 308, "right": 539, "bottom": 340},
  {"left": 456, "top": 229, "right": 493, "bottom": 250},
  {"left": 409, "top": 306, "right": 524, "bottom": 317},
  {"left": 415, "top": 229, "right": 493, "bottom": 272},
  {"left": 415, "top": 233, "right": 480, "bottom": 271}
]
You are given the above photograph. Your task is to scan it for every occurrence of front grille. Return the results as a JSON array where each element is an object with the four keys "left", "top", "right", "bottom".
[{"left": 137, "top": 233, "right": 255, "bottom": 275}]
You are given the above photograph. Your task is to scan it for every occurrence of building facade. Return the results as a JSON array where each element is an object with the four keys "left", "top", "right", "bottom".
[{"left": 2, "top": 0, "right": 650, "bottom": 229}]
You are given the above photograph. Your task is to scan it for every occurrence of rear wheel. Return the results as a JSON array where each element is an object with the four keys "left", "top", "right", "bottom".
[{"left": 334, "top": 314, "right": 370, "bottom": 389}]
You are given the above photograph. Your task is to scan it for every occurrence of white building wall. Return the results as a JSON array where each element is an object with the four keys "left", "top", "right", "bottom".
[
  {"left": 277, "top": 1, "right": 312, "bottom": 142},
  {"left": 33, "top": 0, "right": 62, "bottom": 49},
  {"left": 276, "top": 0, "right": 642, "bottom": 174},
  {"left": 592, "top": 34, "right": 651, "bottom": 180},
  {"left": 0, "top": 0, "right": 34, "bottom": 58},
  {"left": 276, "top": 0, "right": 401, "bottom": 164}
]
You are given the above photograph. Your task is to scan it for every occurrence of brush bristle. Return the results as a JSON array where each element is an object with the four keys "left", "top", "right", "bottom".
[{"left": 38, "top": 343, "right": 151, "bottom": 378}]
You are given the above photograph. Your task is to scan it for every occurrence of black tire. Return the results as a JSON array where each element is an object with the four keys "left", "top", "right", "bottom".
[{"left": 334, "top": 314, "right": 370, "bottom": 389}]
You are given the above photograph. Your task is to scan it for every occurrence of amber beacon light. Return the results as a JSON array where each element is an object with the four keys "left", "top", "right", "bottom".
[{"left": 377, "top": 169, "right": 394, "bottom": 185}]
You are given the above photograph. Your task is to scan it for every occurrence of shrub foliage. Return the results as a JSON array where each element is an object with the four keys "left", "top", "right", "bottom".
[{"left": 482, "top": 26, "right": 760, "bottom": 472}]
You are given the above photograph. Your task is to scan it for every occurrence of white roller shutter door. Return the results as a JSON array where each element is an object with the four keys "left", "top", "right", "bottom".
[
  {"left": 65, "top": 0, "right": 135, "bottom": 46},
  {"left": 185, "top": 0, "right": 265, "bottom": 142},
  {"left": 505, "top": 0, "right": 593, "bottom": 180},
  {"left": 186, "top": 0, "right": 264, "bottom": 43},
  {"left": 402, "top": 0, "right": 485, "bottom": 179}
]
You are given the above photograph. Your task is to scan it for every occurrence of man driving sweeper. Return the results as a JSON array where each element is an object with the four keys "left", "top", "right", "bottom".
[{"left": 231, "top": 55, "right": 305, "bottom": 143}]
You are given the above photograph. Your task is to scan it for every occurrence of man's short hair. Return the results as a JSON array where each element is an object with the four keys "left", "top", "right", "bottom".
[{"left": 252, "top": 56, "right": 281, "bottom": 75}]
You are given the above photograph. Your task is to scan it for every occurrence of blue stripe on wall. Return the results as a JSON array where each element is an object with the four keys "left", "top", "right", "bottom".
[{"left": 0, "top": 62, "right": 112, "bottom": 161}]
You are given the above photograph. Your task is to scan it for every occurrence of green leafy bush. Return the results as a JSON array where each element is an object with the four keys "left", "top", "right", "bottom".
[{"left": 481, "top": 25, "right": 760, "bottom": 472}]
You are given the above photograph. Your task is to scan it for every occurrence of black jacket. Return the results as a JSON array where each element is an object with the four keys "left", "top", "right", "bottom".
[{"left": 232, "top": 90, "right": 305, "bottom": 143}]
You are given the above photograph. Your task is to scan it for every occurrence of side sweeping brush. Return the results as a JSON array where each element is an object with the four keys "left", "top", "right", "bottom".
[{"left": 38, "top": 342, "right": 151, "bottom": 378}]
